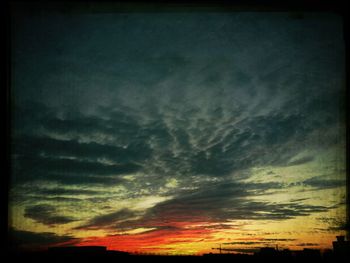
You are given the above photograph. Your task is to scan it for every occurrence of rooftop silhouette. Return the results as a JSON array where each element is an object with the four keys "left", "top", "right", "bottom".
[
  {"left": 332, "top": 235, "right": 350, "bottom": 258},
  {"left": 48, "top": 246, "right": 107, "bottom": 253}
]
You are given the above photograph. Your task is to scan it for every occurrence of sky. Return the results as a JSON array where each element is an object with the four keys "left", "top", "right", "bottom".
[{"left": 9, "top": 9, "right": 346, "bottom": 255}]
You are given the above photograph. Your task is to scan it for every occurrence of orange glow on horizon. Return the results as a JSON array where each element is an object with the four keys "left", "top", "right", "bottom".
[{"left": 74, "top": 228, "right": 214, "bottom": 255}]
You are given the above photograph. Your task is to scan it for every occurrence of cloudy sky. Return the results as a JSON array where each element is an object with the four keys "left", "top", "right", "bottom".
[{"left": 10, "top": 9, "right": 346, "bottom": 254}]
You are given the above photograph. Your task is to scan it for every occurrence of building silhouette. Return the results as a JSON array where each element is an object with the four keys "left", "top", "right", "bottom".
[
  {"left": 48, "top": 246, "right": 107, "bottom": 254},
  {"left": 45, "top": 246, "right": 130, "bottom": 260},
  {"left": 332, "top": 236, "right": 350, "bottom": 258}
]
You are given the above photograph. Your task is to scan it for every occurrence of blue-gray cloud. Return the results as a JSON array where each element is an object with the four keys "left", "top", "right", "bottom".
[
  {"left": 76, "top": 208, "right": 139, "bottom": 230},
  {"left": 77, "top": 181, "right": 329, "bottom": 230},
  {"left": 303, "top": 177, "right": 345, "bottom": 190},
  {"left": 24, "top": 204, "right": 77, "bottom": 225}
]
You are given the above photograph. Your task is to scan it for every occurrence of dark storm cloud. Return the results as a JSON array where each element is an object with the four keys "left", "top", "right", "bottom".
[
  {"left": 136, "top": 183, "right": 329, "bottom": 223},
  {"left": 9, "top": 185, "right": 99, "bottom": 204},
  {"left": 328, "top": 224, "right": 348, "bottom": 231},
  {"left": 318, "top": 217, "right": 347, "bottom": 231},
  {"left": 12, "top": 129, "right": 142, "bottom": 185},
  {"left": 303, "top": 177, "right": 345, "bottom": 190},
  {"left": 13, "top": 102, "right": 152, "bottom": 163},
  {"left": 9, "top": 228, "right": 79, "bottom": 250},
  {"left": 24, "top": 204, "right": 77, "bottom": 225},
  {"left": 78, "top": 181, "right": 329, "bottom": 230},
  {"left": 13, "top": 134, "right": 138, "bottom": 162},
  {"left": 11, "top": 101, "right": 153, "bottom": 186},
  {"left": 76, "top": 208, "right": 139, "bottom": 230},
  {"left": 12, "top": 153, "right": 137, "bottom": 185},
  {"left": 23, "top": 156, "right": 138, "bottom": 175},
  {"left": 46, "top": 174, "right": 125, "bottom": 185},
  {"left": 11, "top": 193, "right": 82, "bottom": 204},
  {"left": 35, "top": 188, "right": 98, "bottom": 196}
]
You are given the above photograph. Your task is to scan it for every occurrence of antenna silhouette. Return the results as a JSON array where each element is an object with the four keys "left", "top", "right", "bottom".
[{"left": 212, "top": 244, "right": 222, "bottom": 254}]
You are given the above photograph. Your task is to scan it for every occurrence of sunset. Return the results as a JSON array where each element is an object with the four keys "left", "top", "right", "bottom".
[{"left": 9, "top": 4, "right": 347, "bottom": 257}]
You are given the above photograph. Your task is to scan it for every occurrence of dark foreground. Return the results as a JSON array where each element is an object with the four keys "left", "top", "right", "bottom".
[{"left": 7, "top": 250, "right": 349, "bottom": 263}]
